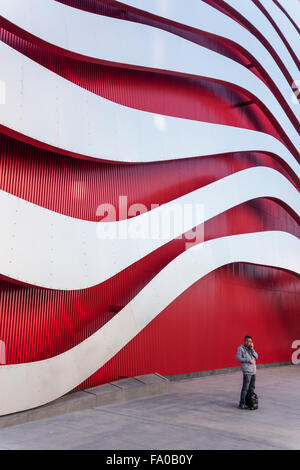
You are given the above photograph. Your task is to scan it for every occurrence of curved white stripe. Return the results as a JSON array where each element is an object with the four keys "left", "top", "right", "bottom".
[
  {"left": 223, "top": 0, "right": 299, "bottom": 82},
  {"left": 120, "top": 0, "right": 300, "bottom": 128},
  {"left": 1, "top": 0, "right": 298, "bottom": 104},
  {"left": 260, "top": 0, "right": 300, "bottom": 62},
  {"left": 276, "top": 0, "right": 300, "bottom": 31},
  {"left": 1, "top": 167, "right": 299, "bottom": 290},
  {"left": 0, "top": 42, "right": 299, "bottom": 167},
  {"left": 0, "top": 230, "right": 299, "bottom": 415},
  {"left": 1, "top": 1, "right": 298, "bottom": 134}
]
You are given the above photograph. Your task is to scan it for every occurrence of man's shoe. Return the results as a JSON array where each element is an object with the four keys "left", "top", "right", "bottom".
[{"left": 239, "top": 403, "right": 248, "bottom": 409}]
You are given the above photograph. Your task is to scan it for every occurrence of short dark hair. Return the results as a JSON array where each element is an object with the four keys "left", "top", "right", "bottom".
[{"left": 244, "top": 335, "right": 252, "bottom": 341}]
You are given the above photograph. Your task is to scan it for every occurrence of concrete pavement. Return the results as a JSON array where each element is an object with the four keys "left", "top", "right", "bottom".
[{"left": 0, "top": 365, "right": 299, "bottom": 450}]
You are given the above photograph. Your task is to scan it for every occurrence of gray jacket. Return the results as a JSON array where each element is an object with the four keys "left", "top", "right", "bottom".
[{"left": 236, "top": 345, "right": 258, "bottom": 374}]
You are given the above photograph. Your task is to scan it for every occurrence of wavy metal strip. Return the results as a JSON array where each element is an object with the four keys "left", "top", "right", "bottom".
[
  {"left": 0, "top": 42, "right": 299, "bottom": 164},
  {"left": 0, "top": 167, "right": 299, "bottom": 290}
]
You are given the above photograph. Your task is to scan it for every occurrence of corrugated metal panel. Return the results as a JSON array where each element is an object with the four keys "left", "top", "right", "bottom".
[
  {"left": 79, "top": 264, "right": 300, "bottom": 388},
  {"left": 0, "top": 133, "right": 298, "bottom": 220}
]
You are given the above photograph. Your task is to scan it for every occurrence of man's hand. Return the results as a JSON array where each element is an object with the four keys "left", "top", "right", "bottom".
[{"left": 250, "top": 360, "right": 254, "bottom": 364}]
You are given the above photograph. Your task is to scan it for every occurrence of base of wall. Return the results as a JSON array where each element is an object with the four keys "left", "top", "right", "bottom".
[
  {"left": 166, "top": 361, "right": 293, "bottom": 382},
  {"left": 0, "top": 373, "right": 170, "bottom": 429},
  {"left": 0, "top": 362, "right": 293, "bottom": 429}
]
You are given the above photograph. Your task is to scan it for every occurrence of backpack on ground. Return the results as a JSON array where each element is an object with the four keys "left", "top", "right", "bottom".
[{"left": 246, "top": 391, "right": 258, "bottom": 410}]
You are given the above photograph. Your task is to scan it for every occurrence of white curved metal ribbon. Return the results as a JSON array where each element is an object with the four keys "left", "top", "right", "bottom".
[
  {"left": 0, "top": 42, "right": 299, "bottom": 164},
  {"left": 0, "top": 167, "right": 299, "bottom": 290}
]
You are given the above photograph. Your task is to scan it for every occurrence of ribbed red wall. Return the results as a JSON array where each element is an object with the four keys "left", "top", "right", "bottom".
[{"left": 82, "top": 264, "right": 299, "bottom": 387}]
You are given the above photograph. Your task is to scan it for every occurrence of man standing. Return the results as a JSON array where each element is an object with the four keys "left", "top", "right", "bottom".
[{"left": 236, "top": 336, "right": 258, "bottom": 409}]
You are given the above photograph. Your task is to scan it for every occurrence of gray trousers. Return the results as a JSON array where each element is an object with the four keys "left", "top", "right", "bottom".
[{"left": 240, "top": 373, "right": 256, "bottom": 405}]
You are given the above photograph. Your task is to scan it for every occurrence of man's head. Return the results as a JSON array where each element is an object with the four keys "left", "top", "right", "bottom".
[{"left": 244, "top": 335, "right": 253, "bottom": 348}]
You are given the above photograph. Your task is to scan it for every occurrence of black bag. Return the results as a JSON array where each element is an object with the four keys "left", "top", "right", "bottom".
[{"left": 246, "top": 391, "right": 258, "bottom": 410}]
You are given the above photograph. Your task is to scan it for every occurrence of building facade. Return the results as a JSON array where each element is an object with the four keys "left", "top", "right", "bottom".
[{"left": 0, "top": 0, "right": 299, "bottom": 415}]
